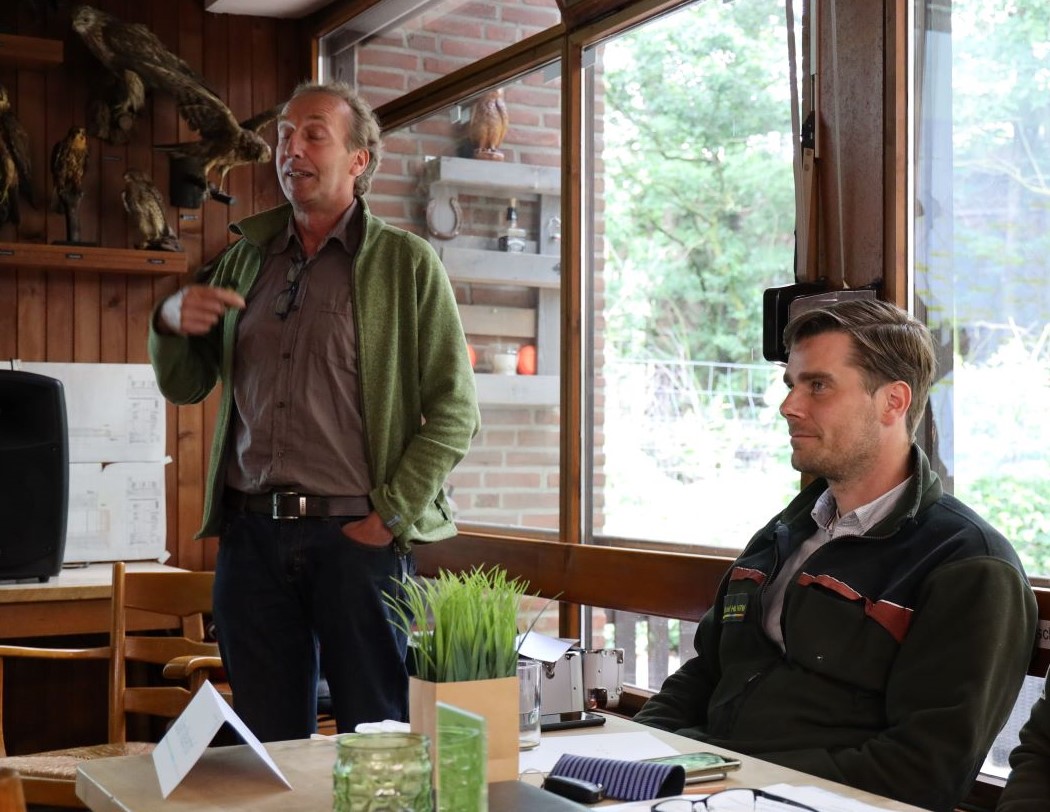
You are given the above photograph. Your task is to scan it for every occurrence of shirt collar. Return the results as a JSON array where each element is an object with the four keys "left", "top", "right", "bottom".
[
  {"left": 270, "top": 199, "right": 359, "bottom": 259},
  {"left": 812, "top": 476, "right": 912, "bottom": 538}
]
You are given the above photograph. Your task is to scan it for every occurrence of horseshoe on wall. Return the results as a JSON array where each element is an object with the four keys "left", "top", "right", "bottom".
[{"left": 426, "top": 193, "right": 462, "bottom": 240}]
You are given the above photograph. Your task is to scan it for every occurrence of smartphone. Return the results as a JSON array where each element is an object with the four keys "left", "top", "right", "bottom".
[
  {"left": 539, "top": 711, "right": 607, "bottom": 732},
  {"left": 643, "top": 751, "right": 742, "bottom": 784}
]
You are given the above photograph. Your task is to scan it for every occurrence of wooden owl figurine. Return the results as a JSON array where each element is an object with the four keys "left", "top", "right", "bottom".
[{"left": 469, "top": 88, "right": 509, "bottom": 161}]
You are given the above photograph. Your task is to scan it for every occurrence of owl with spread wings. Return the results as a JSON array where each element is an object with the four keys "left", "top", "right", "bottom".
[
  {"left": 72, "top": 4, "right": 277, "bottom": 198},
  {"left": 123, "top": 169, "right": 181, "bottom": 251}
]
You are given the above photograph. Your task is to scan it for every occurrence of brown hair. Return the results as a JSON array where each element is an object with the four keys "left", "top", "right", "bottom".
[
  {"left": 286, "top": 81, "right": 383, "bottom": 196},
  {"left": 783, "top": 299, "right": 936, "bottom": 438}
]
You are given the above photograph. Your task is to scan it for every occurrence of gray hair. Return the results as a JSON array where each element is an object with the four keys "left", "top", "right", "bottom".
[{"left": 286, "top": 81, "right": 382, "bottom": 196}]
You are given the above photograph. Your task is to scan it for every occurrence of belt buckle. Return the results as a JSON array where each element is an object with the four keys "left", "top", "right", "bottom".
[{"left": 272, "top": 491, "right": 305, "bottom": 520}]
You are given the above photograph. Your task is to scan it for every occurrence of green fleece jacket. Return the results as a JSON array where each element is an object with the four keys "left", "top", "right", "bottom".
[
  {"left": 148, "top": 200, "right": 480, "bottom": 548},
  {"left": 635, "top": 445, "right": 1036, "bottom": 812}
]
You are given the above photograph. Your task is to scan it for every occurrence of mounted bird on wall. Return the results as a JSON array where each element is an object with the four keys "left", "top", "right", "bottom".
[
  {"left": 0, "top": 82, "right": 36, "bottom": 228},
  {"left": 87, "top": 67, "right": 146, "bottom": 146},
  {"left": 469, "top": 88, "right": 509, "bottom": 161},
  {"left": 51, "top": 125, "right": 89, "bottom": 244},
  {"left": 122, "top": 169, "right": 181, "bottom": 252},
  {"left": 71, "top": 4, "right": 278, "bottom": 205}
]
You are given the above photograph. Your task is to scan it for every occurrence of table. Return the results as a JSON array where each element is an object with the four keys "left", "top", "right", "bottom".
[
  {"left": 0, "top": 561, "right": 180, "bottom": 639},
  {"left": 76, "top": 716, "right": 928, "bottom": 811}
]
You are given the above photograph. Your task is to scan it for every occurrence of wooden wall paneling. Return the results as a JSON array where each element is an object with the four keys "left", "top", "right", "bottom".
[
  {"left": 68, "top": 1, "right": 103, "bottom": 364},
  {"left": 42, "top": 22, "right": 73, "bottom": 362},
  {"left": 225, "top": 16, "right": 256, "bottom": 228},
  {"left": 122, "top": 1, "right": 161, "bottom": 367},
  {"left": 94, "top": 0, "right": 131, "bottom": 364},
  {"left": 250, "top": 19, "right": 280, "bottom": 215},
  {"left": 14, "top": 67, "right": 46, "bottom": 244},
  {"left": 201, "top": 9, "right": 231, "bottom": 266}
]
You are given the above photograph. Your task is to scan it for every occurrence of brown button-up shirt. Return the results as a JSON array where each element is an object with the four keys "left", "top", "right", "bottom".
[{"left": 225, "top": 202, "right": 371, "bottom": 497}]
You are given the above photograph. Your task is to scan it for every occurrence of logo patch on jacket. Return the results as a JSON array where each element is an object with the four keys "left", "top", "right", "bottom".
[{"left": 722, "top": 592, "right": 749, "bottom": 622}]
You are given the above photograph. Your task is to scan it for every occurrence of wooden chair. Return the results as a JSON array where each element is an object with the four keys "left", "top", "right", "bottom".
[
  {"left": 0, "top": 562, "right": 222, "bottom": 807},
  {"left": 0, "top": 768, "right": 26, "bottom": 812}
]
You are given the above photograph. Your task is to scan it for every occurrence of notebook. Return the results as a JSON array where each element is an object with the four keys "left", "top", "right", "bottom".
[{"left": 489, "top": 781, "right": 589, "bottom": 810}]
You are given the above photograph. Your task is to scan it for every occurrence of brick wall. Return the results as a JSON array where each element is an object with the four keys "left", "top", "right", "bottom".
[{"left": 354, "top": 4, "right": 607, "bottom": 537}]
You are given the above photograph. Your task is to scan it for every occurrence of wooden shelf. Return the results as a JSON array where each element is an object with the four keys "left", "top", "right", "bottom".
[
  {"left": 474, "top": 373, "right": 558, "bottom": 406},
  {"left": 0, "top": 34, "right": 63, "bottom": 69},
  {"left": 424, "top": 156, "right": 560, "bottom": 194},
  {"left": 0, "top": 242, "right": 187, "bottom": 276}
]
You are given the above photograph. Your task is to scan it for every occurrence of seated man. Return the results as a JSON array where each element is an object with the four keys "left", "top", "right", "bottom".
[
  {"left": 634, "top": 299, "right": 1036, "bottom": 812},
  {"left": 998, "top": 670, "right": 1050, "bottom": 810}
]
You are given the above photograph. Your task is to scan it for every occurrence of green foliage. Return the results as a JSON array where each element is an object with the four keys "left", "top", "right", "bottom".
[
  {"left": 603, "top": 0, "right": 795, "bottom": 368},
  {"left": 385, "top": 567, "right": 532, "bottom": 682},
  {"left": 961, "top": 475, "right": 1050, "bottom": 574}
]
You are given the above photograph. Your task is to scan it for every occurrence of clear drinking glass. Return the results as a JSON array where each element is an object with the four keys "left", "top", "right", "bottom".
[
  {"left": 518, "top": 658, "right": 542, "bottom": 749},
  {"left": 332, "top": 732, "right": 433, "bottom": 812}
]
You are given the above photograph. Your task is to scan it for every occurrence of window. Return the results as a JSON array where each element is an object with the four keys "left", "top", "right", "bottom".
[
  {"left": 587, "top": 0, "right": 799, "bottom": 555},
  {"left": 372, "top": 67, "right": 564, "bottom": 533},
  {"left": 318, "top": 0, "right": 561, "bottom": 105},
  {"left": 582, "top": 0, "right": 800, "bottom": 685},
  {"left": 912, "top": 0, "right": 1050, "bottom": 779}
]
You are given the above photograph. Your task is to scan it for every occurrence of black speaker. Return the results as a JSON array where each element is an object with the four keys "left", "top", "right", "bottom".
[{"left": 0, "top": 370, "right": 68, "bottom": 582}]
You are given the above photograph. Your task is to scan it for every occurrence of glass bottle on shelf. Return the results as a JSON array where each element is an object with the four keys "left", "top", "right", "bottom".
[{"left": 498, "top": 198, "right": 526, "bottom": 253}]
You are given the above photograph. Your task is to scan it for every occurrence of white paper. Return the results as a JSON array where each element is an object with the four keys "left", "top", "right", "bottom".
[
  {"left": 65, "top": 461, "right": 167, "bottom": 562},
  {"left": 519, "top": 731, "right": 680, "bottom": 774},
  {"left": 18, "top": 362, "right": 166, "bottom": 463},
  {"left": 517, "top": 631, "right": 578, "bottom": 663},
  {"left": 151, "top": 681, "right": 292, "bottom": 798}
]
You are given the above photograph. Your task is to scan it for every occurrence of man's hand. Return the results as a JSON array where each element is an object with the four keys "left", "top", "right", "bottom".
[
  {"left": 158, "top": 285, "right": 245, "bottom": 336},
  {"left": 341, "top": 512, "right": 394, "bottom": 547}
]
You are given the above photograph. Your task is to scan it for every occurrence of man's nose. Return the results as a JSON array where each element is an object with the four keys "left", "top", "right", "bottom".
[{"left": 780, "top": 388, "right": 799, "bottom": 418}]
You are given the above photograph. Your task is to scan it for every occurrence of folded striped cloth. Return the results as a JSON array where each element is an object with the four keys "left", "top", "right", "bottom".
[{"left": 548, "top": 753, "right": 686, "bottom": 801}]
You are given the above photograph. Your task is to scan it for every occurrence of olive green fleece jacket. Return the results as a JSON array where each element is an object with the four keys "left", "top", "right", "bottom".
[
  {"left": 148, "top": 200, "right": 480, "bottom": 549},
  {"left": 635, "top": 445, "right": 1037, "bottom": 812}
]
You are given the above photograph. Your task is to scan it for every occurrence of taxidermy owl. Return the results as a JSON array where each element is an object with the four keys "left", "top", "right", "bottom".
[
  {"left": 72, "top": 4, "right": 277, "bottom": 199},
  {"left": 50, "top": 126, "right": 88, "bottom": 243},
  {"left": 469, "top": 88, "right": 509, "bottom": 161},
  {"left": 0, "top": 82, "right": 35, "bottom": 227},
  {"left": 122, "top": 169, "right": 181, "bottom": 252}
]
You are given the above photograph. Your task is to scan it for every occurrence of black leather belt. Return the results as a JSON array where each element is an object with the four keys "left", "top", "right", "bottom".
[{"left": 224, "top": 489, "right": 371, "bottom": 520}]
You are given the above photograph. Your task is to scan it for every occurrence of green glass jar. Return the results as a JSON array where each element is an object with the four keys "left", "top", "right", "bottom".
[{"left": 332, "top": 732, "right": 433, "bottom": 812}]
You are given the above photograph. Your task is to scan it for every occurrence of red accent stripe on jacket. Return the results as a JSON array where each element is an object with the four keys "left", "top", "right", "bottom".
[
  {"left": 729, "top": 566, "right": 766, "bottom": 586},
  {"left": 797, "top": 572, "right": 914, "bottom": 643}
]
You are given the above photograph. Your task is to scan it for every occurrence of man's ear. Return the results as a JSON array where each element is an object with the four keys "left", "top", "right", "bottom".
[
  {"left": 881, "top": 380, "right": 912, "bottom": 426},
  {"left": 349, "top": 148, "right": 369, "bottom": 179}
]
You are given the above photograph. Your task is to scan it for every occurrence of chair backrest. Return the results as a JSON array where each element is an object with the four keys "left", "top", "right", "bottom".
[{"left": 108, "top": 562, "right": 219, "bottom": 743}]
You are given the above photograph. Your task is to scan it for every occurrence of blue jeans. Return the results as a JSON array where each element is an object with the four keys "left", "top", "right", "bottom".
[{"left": 213, "top": 510, "right": 412, "bottom": 742}]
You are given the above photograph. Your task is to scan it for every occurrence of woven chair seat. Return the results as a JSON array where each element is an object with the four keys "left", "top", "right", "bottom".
[{"left": 0, "top": 741, "right": 154, "bottom": 781}]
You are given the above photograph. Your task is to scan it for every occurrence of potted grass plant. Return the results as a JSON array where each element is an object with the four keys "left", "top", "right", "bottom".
[{"left": 386, "top": 566, "right": 535, "bottom": 786}]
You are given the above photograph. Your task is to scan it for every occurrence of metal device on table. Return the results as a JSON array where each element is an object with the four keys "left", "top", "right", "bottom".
[{"left": 538, "top": 648, "right": 625, "bottom": 715}]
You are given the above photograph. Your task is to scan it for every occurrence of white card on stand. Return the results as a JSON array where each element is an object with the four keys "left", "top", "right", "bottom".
[{"left": 151, "top": 681, "right": 293, "bottom": 797}]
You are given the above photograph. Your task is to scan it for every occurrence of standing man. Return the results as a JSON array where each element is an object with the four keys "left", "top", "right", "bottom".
[
  {"left": 149, "top": 82, "right": 480, "bottom": 741},
  {"left": 634, "top": 299, "right": 1036, "bottom": 811}
]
